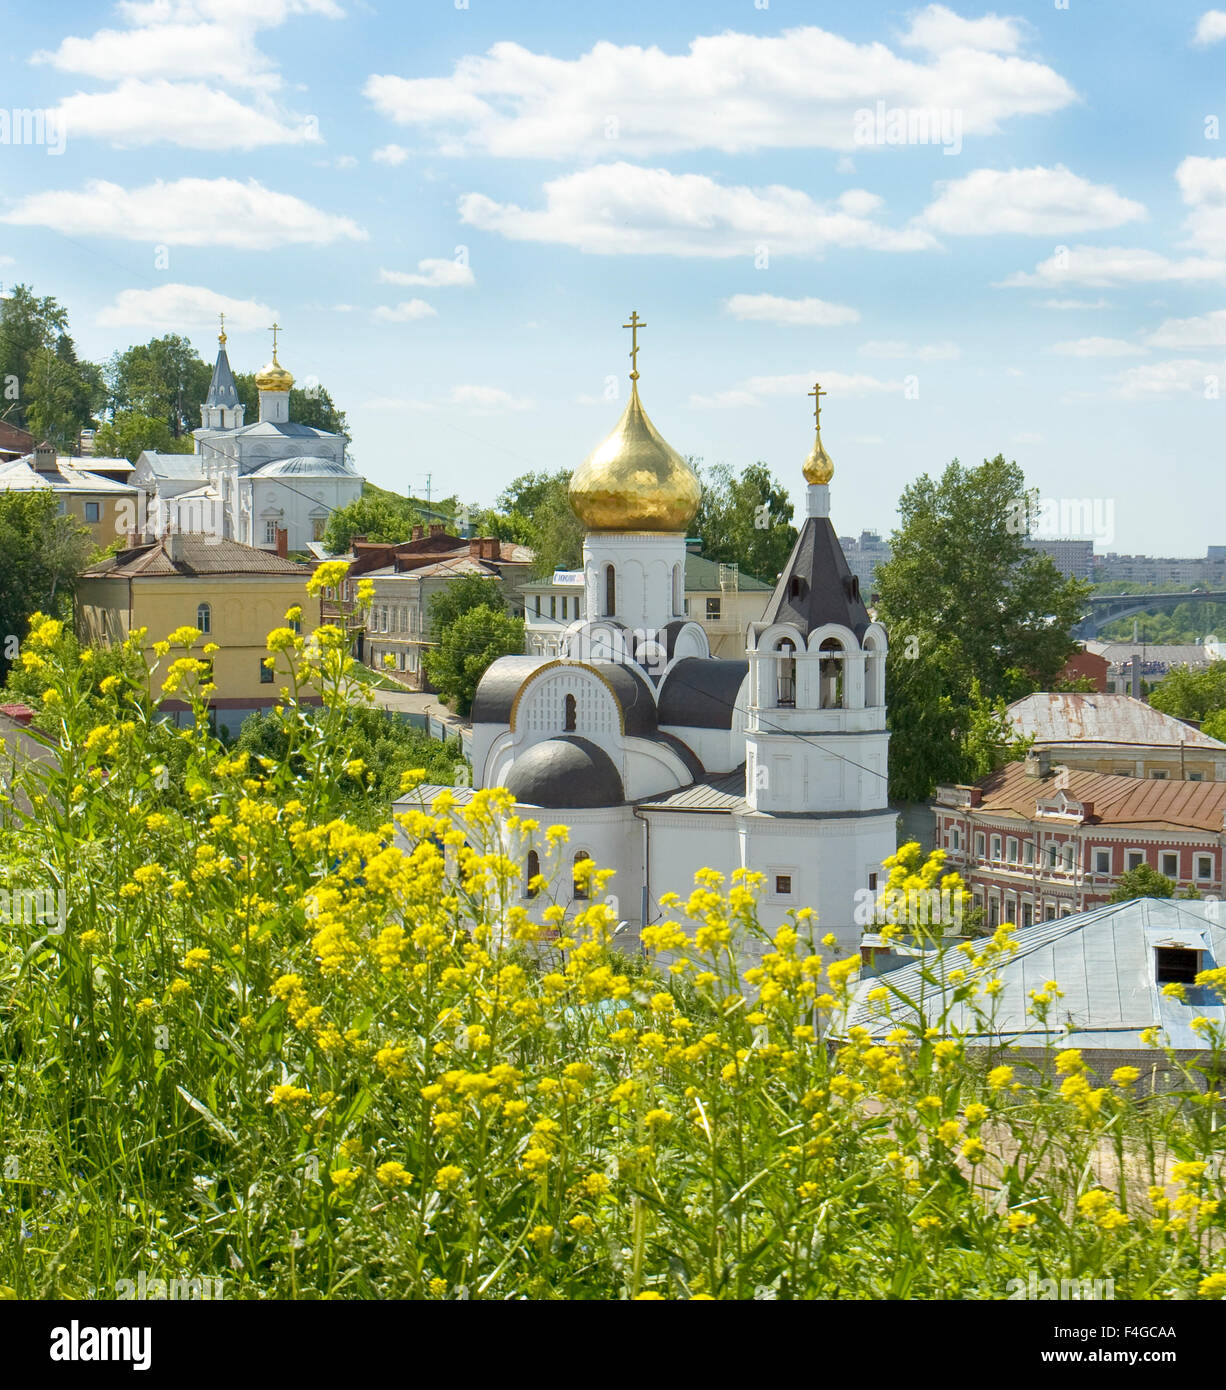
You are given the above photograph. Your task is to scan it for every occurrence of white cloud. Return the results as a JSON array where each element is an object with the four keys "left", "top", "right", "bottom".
[
  {"left": 52, "top": 81, "right": 316, "bottom": 150},
  {"left": 96, "top": 283, "right": 273, "bottom": 331},
  {"left": 723, "top": 293, "right": 859, "bottom": 326},
  {"left": 1041, "top": 297, "right": 1110, "bottom": 309},
  {"left": 0, "top": 177, "right": 366, "bottom": 249},
  {"left": 999, "top": 245, "right": 1226, "bottom": 287},
  {"left": 33, "top": 1, "right": 342, "bottom": 149},
  {"left": 372, "top": 299, "right": 437, "bottom": 322},
  {"left": 690, "top": 370, "right": 905, "bottom": 409},
  {"left": 1047, "top": 337, "right": 1146, "bottom": 357},
  {"left": 1177, "top": 156, "right": 1226, "bottom": 255},
  {"left": 459, "top": 163, "right": 937, "bottom": 258},
  {"left": 372, "top": 144, "right": 409, "bottom": 165},
  {"left": 900, "top": 4, "right": 1025, "bottom": 54},
  {"left": 446, "top": 385, "right": 531, "bottom": 411},
  {"left": 379, "top": 258, "right": 475, "bottom": 288},
  {"left": 1107, "top": 359, "right": 1224, "bottom": 399},
  {"left": 365, "top": 23, "right": 1074, "bottom": 159},
  {"left": 1194, "top": 10, "right": 1226, "bottom": 45},
  {"left": 859, "top": 339, "right": 960, "bottom": 360},
  {"left": 0, "top": 255, "right": 13, "bottom": 267},
  {"left": 1012, "top": 432, "right": 1046, "bottom": 445},
  {"left": 921, "top": 165, "right": 1145, "bottom": 235},
  {"left": 1146, "top": 307, "right": 1226, "bottom": 349}
]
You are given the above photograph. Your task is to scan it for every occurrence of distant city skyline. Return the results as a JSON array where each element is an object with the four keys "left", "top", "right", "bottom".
[{"left": 2, "top": 2, "right": 1226, "bottom": 550}]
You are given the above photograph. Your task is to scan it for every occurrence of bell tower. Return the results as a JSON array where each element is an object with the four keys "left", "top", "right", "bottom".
[{"left": 744, "top": 384, "right": 890, "bottom": 815}]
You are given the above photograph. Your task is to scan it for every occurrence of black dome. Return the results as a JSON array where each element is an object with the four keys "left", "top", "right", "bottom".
[{"left": 504, "top": 736, "right": 624, "bottom": 808}]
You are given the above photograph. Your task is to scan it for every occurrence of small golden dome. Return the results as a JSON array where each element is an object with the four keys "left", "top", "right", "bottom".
[
  {"left": 569, "top": 383, "right": 701, "bottom": 532},
  {"left": 803, "top": 429, "right": 834, "bottom": 485},
  {"left": 255, "top": 355, "right": 294, "bottom": 393}
]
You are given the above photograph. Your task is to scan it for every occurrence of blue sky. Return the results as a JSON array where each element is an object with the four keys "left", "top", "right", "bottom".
[{"left": 2, "top": 1, "right": 1225, "bottom": 554}]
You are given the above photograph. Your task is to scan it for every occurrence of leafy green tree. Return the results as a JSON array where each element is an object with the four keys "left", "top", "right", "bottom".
[
  {"left": 1202, "top": 708, "right": 1226, "bottom": 742},
  {"left": 0, "top": 287, "right": 105, "bottom": 449},
  {"left": 324, "top": 493, "right": 422, "bottom": 552},
  {"left": 493, "top": 470, "right": 583, "bottom": 578},
  {"left": 961, "top": 679, "right": 1034, "bottom": 782},
  {"left": 0, "top": 491, "right": 95, "bottom": 679},
  {"left": 428, "top": 575, "right": 504, "bottom": 640},
  {"left": 1052, "top": 673, "right": 1100, "bottom": 692},
  {"left": 876, "top": 456, "right": 1092, "bottom": 802},
  {"left": 105, "top": 335, "right": 211, "bottom": 438},
  {"left": 93, "top": 411, "right": 194, "bottom": 463},
  {"left": 1149, "top": 661, "right": 1226, "bottom": 724},
  {"left": 1107, "top": 864, "right": 1175, "bottom": 903},
  {"left": 694, "top": 460, "right": 795, "bottom": 582},
  {"left": 425, "top": 605, "right": 524, "bottom": 716}
]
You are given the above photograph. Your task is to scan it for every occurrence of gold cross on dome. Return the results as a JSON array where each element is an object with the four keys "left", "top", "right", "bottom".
[
  {"left": 218, "top": 311, "right": 226, "bottom": 346},
  {"left": 623, "top": 310, "right": 646, "bottom": 380},
  {"left": 270, "top": 321, "right": 282, "bottom": 360},
  {"left": 809, "top": 380, "right": 827, "bottom": 428}
]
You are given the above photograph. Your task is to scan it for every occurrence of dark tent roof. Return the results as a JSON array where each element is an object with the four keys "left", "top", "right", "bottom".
[
  {"left": 205, "top": 346, "right": 239, "bottom": 410},
  {"left": 760, "top": 515, "right": 871, "bottom": 639},
  {"left": 505, "top": 736, "right": 624, "bottom": 808},
  {"left": 657, "top": 658, "right": 748, "bottom": 730}
]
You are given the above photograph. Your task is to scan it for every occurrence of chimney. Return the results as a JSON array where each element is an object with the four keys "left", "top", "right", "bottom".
[
  {"left": 469, "top": 537, "right": 482, "bottom": 558},
  {"left": 166, "top": 532, "right": 183, "bottom": 563},
  {"left": 33, "top": 441, "right": 57, "bottom": 475},
  {"left": 275, "top": 526, "right": 288, "bottom": 559},
  {"left": 411, "top": 525, "right": 424, "bottom": 542},
  {"left": 1024, "top": 748, "right": 1052, "bottom": 778},
  {"left": 1130, "top": 654, "right": 1142, "bottom": 699},
  {"left": 429, "top": 523, "right": 445, "bottom": 538}
]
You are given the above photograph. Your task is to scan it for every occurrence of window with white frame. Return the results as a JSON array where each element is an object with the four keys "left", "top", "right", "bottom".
[
  {"left": 1094, "top": 848, "right": 1110, "bottom": 875},
  {"left": 1006, "top": 837, "right": 1018, "bottom": 864},
  {"left": 990, "top": 834, "right": 1002, "bottom": 861},
  {"left": 1023, "top": 840, "right": 1035, "bottom": 866},
  {"left": 1126, "top": 850, "right": 1145, "bottom": 872},
  {"left": 1062, "top": 844, "right": 1075, "bottom": 871},
  {"left": 1196, "top": 854, "right": 1213, "bottom": 881},
  {"left": 264, "top": 521, "right": 278, "bottom": 545},
  {"left": 1161, "top": 852, "right": 1179, "bottom": 879},
  {"left": 950, "top": 827, "right": 960, "bottom": 851},
  {"left": 974, "top": 832, "right": 985, "bottom": 859}
]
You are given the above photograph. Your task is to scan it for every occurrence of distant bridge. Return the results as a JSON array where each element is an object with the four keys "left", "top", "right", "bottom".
[{"left": 1075, "top": 590, "right": 1226, "bottom": 639}]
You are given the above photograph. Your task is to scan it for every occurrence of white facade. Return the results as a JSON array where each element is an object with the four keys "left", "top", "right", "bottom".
[{"left": 396, "top": 370, "right": 897, "bottom": 970}]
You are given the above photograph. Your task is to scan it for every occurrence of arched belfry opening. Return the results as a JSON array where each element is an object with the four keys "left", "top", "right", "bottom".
[
  {"left": 819, "top": 637, "right": 845, "bottom": 709},
  {"left": 604, "top": 564, "right": 616, "bottom": 617},
  {"left": 777, "top": 639, "right": 797, "bottom": 708}
]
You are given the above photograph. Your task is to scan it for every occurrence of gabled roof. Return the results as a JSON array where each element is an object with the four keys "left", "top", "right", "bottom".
[
  {"left": 1008, "top": 692, "right": 1225, "bottom": 751},
  {"left": 845, "top": 897, "right": 1225, "bottom": 1052},
  {"left": 758, "top": 515, "right": 871, "bottom": 639},
  {"left": 136, "top": 452, "right": 206, "bottom": 480},
  {"left": 230, "top": 421, "right": 336, "bottom": 440},
  {"left": 81, "top": 535, "right": 312, "bottom": 579},
  {"left": 953, "top": 759, "right": 1226, "bottom": 832},
  {"left": 0, "top": 454, "right": 140, "bottom": 494},
  {"left": 205, "top": 346, "right": 239, "bottom": 410}
]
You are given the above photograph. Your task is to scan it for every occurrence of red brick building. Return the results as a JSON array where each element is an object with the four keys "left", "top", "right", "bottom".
[
  {"left": 1054, "top": 647, "right": 1109, "bottom": 692},
  {"left": 932, "top": 751, "right": 1226, "bottom": 927}
]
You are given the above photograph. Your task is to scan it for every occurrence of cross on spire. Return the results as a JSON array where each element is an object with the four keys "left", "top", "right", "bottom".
[
  {"left": 269, "top": 321, "right": 282, "bottom": 361},
  {"left": 623, "top": 310, "right": 646, "bottom": 381},
  {"left": 808, "top": 380, "right": 827, "bottom": 429},
  {"left": 218, "top": 311, "right": 227, "bottom": 346}
]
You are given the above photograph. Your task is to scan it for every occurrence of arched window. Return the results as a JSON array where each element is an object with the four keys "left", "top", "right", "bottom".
[
  {"left": 672, "top": 563, "right": 682, "bottom": 614},
  {"left": 604, "top": 564, "right": 616, "bottom": 617},
  {"left": 573, "top": 851, "right": 591, "bottom": 901},
  {"left": 525, "top": 849, "right": 540, "bottom": 899},
  {"left": 819, "top": 638, "right": 845, "bottom": 709},
  {"left": 196, "top": 602, "right": 211, "bottom": 634},
  {"left": 777, "top": 639, "right": 796, "bottom": 707},
  {"left": 564, "top": 693, "right": 577, "bottom": 732}
]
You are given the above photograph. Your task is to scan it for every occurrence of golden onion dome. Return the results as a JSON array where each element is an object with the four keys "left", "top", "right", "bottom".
[
  {"left": 803, "top": 428, "right": 834, "bottom": 485},
  {"left": 569, "top": 382, "right": 701, "bottom": 532},
  {"left": 802, "top": 380, "right": 834, "bottom": 484},
  {"left": 255, "top": 354, "right": 294, "bottom": 393}
]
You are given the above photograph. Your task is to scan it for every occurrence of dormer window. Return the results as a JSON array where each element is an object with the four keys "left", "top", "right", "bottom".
[{"left": 1155, "top": 947, "right": 1199, "bottom": 985}]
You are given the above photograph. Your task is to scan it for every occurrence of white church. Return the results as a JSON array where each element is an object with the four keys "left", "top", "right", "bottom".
[
  {"left": 132, "top": 323, "right": 363, "bottom": 552},
  {"left": 402, "top": 317, "right": 896, "bottom": 961}
]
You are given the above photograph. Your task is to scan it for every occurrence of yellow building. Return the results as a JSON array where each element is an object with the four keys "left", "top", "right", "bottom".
[
  {"left": 77, "top": 534, "right": 320, "bottom": 737},
  {"left": 0, "top": 441, "right": 140, "bottom": 546}
]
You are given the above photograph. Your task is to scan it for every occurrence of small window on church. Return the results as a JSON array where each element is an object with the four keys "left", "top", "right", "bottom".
[
  {"left": 312, "top": 518, "right": 325, "bottom": 542},
  {"left": 573, "top": 851, "right": 591, "bottom": 901},
  {"left": 775, "top": 875, "right": 792, "bottom": 896},
  {"left": 196, "top": 603, "right": 211, "bottom": 634},
  {"left": 525, "top": 850, "right": 540, "bottom": 899},
  {"left": 605, "top": 565, "right": 616, "bottom": 617},
  {"left": 264, "top": 521, "right": 278, "bottom": 545},
  {"left": 564, "top": 693, "right": 577, "bottom": 732}
]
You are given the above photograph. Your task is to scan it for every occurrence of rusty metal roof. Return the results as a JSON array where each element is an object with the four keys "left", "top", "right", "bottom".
[
  {"left": 961, "top": 758, "right": 1226, "bottom": 830},
  {"left": 1007, "top": 692, "right": 1225, "bottom": 750}
]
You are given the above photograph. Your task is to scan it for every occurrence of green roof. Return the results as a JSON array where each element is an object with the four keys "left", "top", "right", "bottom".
[{"left": 684, "top": 551, "right": 772, "bottom": 592}]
